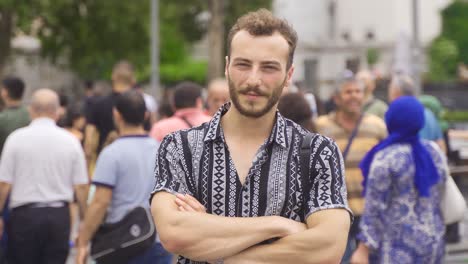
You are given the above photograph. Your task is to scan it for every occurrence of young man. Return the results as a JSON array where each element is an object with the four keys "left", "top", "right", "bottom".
[
  {"left": 77, "top": 91, "right": 171, "bottom": 264},
  {"left": 151, "top": 9, "right": 351, "bottom": 263},
  {"left": 0, "top": 77, "right": 30, "bottom": 156},
  {"left": 0, "top": 89, "right": 88, "bottom": 264}
]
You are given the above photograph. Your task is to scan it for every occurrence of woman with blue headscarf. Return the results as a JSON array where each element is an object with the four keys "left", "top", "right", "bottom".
[{"left": 350, "top": 96, "right": 447, "bottom": 264}]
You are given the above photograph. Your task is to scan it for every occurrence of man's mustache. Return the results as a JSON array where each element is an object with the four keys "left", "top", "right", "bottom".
[{"left": 239, "top": 86, "right": 268, "bottom": 97}]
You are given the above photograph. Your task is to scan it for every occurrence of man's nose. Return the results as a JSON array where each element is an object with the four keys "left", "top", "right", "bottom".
[{"left": 245, "top": 67, "right": 262, "bottom": 87}]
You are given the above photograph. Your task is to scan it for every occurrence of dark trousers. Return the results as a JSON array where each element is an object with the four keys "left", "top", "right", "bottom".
[{"left": 7, "top": 205, "right": 70, "bottom": 264}]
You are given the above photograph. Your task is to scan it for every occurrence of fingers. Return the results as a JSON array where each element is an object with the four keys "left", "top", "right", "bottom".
[{"left": 175, "top": 193, "right": 206, "bottom": 213}]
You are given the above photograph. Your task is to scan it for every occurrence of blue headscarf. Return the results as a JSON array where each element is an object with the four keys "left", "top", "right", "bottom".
[{"left": 360, "top": 96, "right": 441, "bottom": 197}]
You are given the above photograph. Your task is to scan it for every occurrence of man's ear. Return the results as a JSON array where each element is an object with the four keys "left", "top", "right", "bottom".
[
  {"left": 286, "top": 64, "right": 295, "bottom": 84},
  {"left": 225, "top": 56, "right": 230, "bottom": 77}
]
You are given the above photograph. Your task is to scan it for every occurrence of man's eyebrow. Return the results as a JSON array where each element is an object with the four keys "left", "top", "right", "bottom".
[
  {"left": 260, "top": 61, "right": 281, "bottom": 67},
  {"left": 232, "top": 58, "right": 251, "bottom": 63}
]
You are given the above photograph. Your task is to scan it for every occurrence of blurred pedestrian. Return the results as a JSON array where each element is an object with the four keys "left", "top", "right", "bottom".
[
  {"left": 0, "top": 76, "right": 30, "bottom": 262},
  {"left": 0, "top": 89, "right": 88, "bottom": 264},
  {"left": 356, "top": 70, "right": 388, "bottom": 119},
  {"left": 315, "top": 70, "right": 387, "bottom": 262},
  {"left": 57, "top": 92, "right": 69, "bottom": 127},
  {"left": 0, "top": 77, "right": 30, "bottom": 156},
  {"left": 388, "top": 74, "right": 446, "bottom": 153},
  {"left": 63, "top": 104, "right": 86, "bottom": 144},
  {"left": 134, "top": 82, "right": 159, "bottom": 128},
  {"left": 150, "top": 81, "right": 211, "bottom": 141},
  {"left": 84, "top": 60, "right": 136, "bottom": 163},
  {"left": 278, "top": 92, "right": 316, "bottom": 132},
  {"left": 351, "top": 96, "right": 446, "bottom": 263},
  {"left": 77, "top": 91, "right": 170, "bottom": 264},
  {"left": 205, "top": 78, "right": 230, "bottom": 116}
]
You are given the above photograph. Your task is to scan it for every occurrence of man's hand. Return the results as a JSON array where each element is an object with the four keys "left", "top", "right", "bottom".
[
  {"left": 350, "top": 242, "right": 369, "bottom": 264},
  {"left": 175, "top": 193, "right": 206, "bottom": 213},
  {"left": 76, "top": 245, "right": 89, "bottom": 264}
]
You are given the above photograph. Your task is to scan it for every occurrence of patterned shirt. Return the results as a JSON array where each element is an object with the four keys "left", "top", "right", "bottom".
[
  {"left": 152, "top": 104, "right": 351, "bottom": 264},
  {"left": 357, "top": 141, "right": 446, "bottom": 263}
]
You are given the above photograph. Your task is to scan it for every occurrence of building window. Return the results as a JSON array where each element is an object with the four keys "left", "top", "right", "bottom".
[{"left": 346, "top": 57, "right": 360, "bottom": 74}]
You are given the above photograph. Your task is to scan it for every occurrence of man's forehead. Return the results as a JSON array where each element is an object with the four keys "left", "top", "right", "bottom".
[
  {"left": 230, "top": 30, "right": 289, "bottom": 61},
  {"left": 340, "top": 81, "right": 363, "bottom": 91}
]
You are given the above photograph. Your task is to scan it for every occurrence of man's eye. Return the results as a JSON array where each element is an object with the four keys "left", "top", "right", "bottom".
[{"left": 264, "top": 66, "right": 278, "bottom": 71}]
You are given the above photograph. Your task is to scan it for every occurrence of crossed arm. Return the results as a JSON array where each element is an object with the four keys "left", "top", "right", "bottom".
[{"left": 151, "top": 192, "right": 350, "bottom": 263}]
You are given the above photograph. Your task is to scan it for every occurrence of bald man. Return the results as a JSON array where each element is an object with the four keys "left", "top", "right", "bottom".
[
  {"left": 206, "top": 78, "right": 230, "bottom": 116},
  {"left": 0, "top": 89, "right": 89, "bottom": 264},
  {"left": 356, "top": 70, "right": 388, "bottom": 119}
]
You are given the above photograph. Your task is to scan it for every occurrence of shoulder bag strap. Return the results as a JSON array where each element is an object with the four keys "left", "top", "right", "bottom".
[
  {"left": 341, "top": 114, "right": 364, "bottom": 160},
  {"left": 179, "top": 116, "right": 194, "bottom": 128}
]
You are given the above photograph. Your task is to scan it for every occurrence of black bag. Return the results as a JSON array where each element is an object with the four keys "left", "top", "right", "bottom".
[{"left": 91, "top": 206, "right": 156, "bottom": 264}]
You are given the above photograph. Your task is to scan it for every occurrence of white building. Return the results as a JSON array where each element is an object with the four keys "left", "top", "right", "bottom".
[{"left": 273, "top": 0, "right": 452, "bottom": 98}]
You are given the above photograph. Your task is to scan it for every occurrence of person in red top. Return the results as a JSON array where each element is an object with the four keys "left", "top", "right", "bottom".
[{"left": 150, "top": 82, "right": 211, "bottom": 141}]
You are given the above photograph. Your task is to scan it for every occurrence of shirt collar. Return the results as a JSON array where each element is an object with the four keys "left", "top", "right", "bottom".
[{"left": 204, "top": 103, "right": 288, "bottom": 149}]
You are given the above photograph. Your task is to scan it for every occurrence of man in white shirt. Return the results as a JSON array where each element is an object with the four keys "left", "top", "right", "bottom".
[{"left": 0, "top": 89, "right": 89, "bottom": 264}]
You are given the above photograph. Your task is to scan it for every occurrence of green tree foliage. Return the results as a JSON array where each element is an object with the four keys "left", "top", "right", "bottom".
[
  {"left": 428, "top": 0, "right": 468, "bottom": 82},
  {"left": 427, "top": 36, "right": 459, "bottom": 82},
  {"left": 1, "top": 0, "right": 271, "bottom": 84}
]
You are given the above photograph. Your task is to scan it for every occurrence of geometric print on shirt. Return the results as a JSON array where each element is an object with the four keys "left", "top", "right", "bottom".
[{"left": 152, "top": 103, "right": 352, "bottom": 264}]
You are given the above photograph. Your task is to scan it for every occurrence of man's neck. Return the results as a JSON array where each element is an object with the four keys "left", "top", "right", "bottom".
[
  {"left": 221, "top": 106, "right": 276, "bottom": 142},
  {"left": 5, "top": 99, "right": 21, "bottom": 108},
  {"left": 118, "top": 125, "right": 146, "bottom": 137},
  {"left": 335, "top": 110, "right": 361, "bottom": 131},
  {"left": 113, "top": 83, "right": 131, "bottom": 94}
]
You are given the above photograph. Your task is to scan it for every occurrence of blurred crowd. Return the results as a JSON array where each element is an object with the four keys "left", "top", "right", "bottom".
[{"left": 0, "top": 56, "right": 462, "bottom": 264}]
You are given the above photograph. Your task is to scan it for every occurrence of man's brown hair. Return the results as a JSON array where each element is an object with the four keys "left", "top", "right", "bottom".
[{"left": 227, "top": 8, "right": 298, "bottom": 70}]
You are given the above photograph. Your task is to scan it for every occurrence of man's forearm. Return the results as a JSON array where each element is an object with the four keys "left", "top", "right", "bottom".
[
  {"left": 225, "top": 224, "right": 347, "bottom": 264},
  {"left": 0, "top": 182, "right": 11, "bottom": 211},
  {"left": 161, "top": 212, "right": 295, "bottom": 261},
  {"left": 74, "top": 184, "right": 89, "bottom": 220},
  {"left": 77, "top": 202, "right": 107, "bottom": 246},
  {"left": 84, "top": 125, "right": 98, "bottom": 160},
  {"left": 152, "top": 193, "right": 305, "bottom": 261}
]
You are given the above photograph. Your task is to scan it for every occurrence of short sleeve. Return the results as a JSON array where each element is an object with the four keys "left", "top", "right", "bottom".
[
  {"left": 304, "top": 136, "right": 353, "bottom": 220},
  {"left": 0, "top": 135, "right": 16, "bottom": 183},
  {"left": 92, "top": 147, "right": 118, "bottom": 188},
  {"left": 151, "top": 133, "right": 193, "bottom": 198},
  {"left": 72, "top": 141, "right": 89, "bottom": 185}
]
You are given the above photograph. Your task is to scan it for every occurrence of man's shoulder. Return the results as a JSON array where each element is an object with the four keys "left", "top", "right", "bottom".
[
  {"left": 3, "top": 125, "right": 29, "bottom": 141},
  {"left": 315, "top": 113, "right": 333, "bottom": 123},
  {"left": 371, "top": 98, "right": 388, "bottom": 107},
  {"left": 362, "top": 113, "right": 385, "bottom": 125}
]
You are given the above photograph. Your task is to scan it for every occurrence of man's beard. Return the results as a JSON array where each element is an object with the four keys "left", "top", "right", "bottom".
[{"left": 228, "top": 76, "right": 286, "bottom": 118}]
